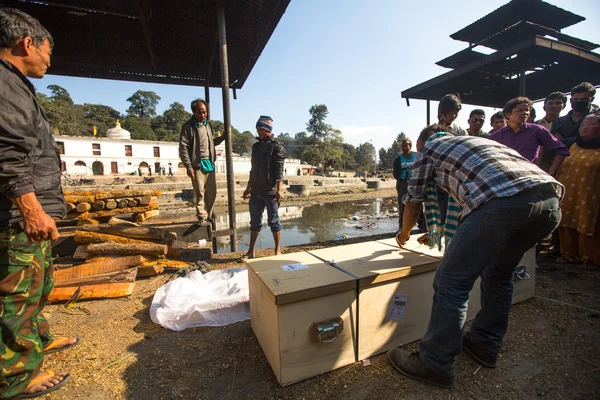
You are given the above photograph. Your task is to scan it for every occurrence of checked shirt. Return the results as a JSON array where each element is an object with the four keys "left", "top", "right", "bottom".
[{"left": 406, "top": 136, "right": 564, "bottom": 220}]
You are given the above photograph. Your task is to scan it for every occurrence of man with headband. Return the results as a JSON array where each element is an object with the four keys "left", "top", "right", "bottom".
[{"left": 239, "top": 116, "right": 286, "bottom": 261}]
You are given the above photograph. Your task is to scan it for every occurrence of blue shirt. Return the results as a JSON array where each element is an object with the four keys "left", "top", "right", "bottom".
[{"left": 396, "top": 152, "right": 416, "bottom": 180}]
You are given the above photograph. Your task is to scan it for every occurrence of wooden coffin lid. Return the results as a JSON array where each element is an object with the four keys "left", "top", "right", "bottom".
[
  {"left": 309, "top": 241, "right": 440, "bottom": 288},
  {"left": 245, "top": 252, "right": 356, "bottom": 306},
  {"left": 376, "top": 235, "right": 444, "bottom": 259}
]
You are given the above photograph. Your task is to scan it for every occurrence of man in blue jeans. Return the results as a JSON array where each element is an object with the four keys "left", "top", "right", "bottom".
[
  {"left": 239, "top": 116, "right": 286, "bottom": 261},
  {"left": 390, "top": 126, "right": 563, "bottom": 389}
]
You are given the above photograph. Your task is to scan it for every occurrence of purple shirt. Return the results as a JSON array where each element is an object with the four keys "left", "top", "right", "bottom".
[{"left": 489, "top": 122, "right": 569, "bottom": 162}]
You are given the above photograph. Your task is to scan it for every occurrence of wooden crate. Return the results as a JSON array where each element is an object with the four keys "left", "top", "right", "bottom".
[
  {"left": 310, "top": 240, "right": 446, "bottom": 360},
  {"left": 246, "top": 252, "right": 358, "bottom": 387},
  {"left": 247, "top": 236, "right": 536, "bottom": 386},
  {"left": 376, "top": 237, "right": 536, "bottom": 304}
]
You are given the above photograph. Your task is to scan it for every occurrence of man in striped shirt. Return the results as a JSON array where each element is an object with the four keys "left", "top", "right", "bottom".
[{"left": 388, "top": 126, "right": 563, "bottom": 389}]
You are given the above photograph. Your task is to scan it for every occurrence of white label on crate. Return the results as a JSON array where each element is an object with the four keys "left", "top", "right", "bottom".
[
  {"left": 388, "top": 294, "right": 408, "bottom": 321},
  {"left": 281, "top": 263, "right": 309, "bottom": 272}
]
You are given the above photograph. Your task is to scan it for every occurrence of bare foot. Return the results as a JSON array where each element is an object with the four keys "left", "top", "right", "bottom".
[
  {"left": 23, "top": 370, "right": 68, "bottom": 395},
  {"left": 274, "top": 248, "right": 282, "bottom": 255}
]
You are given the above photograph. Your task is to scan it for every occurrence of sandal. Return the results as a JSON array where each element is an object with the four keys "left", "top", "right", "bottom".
[
  {"left": 43, "top": 336, "right": 82, "bottom": 355},
  {"left": 237, "top": 254, "right": 255, "bottom": 263},
  {"left": 12, "top": 370, "right": 71, "bottom": 399}
]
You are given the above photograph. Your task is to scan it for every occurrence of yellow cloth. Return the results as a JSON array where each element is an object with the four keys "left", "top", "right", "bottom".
[{"left": 556, "top": 144, "right": 600, "bottom": 236}]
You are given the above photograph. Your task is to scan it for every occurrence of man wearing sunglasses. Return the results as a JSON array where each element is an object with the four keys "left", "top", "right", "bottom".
[{"left": 466, "top": 109, "right": 488, "bottom": 138}]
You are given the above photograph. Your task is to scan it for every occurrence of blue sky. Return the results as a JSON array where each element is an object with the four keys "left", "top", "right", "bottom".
[{"left": 36, "top": 0, "right": 600, "bottom": 152}]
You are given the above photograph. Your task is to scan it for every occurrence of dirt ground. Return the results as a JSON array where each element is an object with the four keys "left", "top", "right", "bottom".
[{"left": 43, "top": 190, "right": 599, "bottom": 400}]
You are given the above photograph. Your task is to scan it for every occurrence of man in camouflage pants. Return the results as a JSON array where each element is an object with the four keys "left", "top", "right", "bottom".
[{"left": 1, "top": 8, "right": 79, "bottom": 399}]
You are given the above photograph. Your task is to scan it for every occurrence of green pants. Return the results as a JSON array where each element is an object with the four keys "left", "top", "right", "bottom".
[{"left": 0, "top": 230, "right": 54, "bottom": 399}]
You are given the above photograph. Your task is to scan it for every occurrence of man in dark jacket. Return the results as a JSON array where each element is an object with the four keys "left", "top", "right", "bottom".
[
  {"left": 239, "top": 116, "right": 286, "bottom": 261},
  {"left": 0, "top": 8, "right": 75, "bottom": 398},
  {"left": 552, "top": 82, "right": 598, "bottom": 147},
  {"left": 179, "top": 99, "right": 225, "bottom": 223}
]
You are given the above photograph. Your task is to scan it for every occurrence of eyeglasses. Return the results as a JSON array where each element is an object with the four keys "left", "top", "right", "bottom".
[
  {"left": 572, "top": 98, "right": 592, "bottom": 103},
  {"left": 470, "top": 118, "right": 485, "bottom": 123}
]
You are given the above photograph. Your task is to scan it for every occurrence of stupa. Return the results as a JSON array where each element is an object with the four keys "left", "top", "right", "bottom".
[{"left": 106, "top": 120, "right": 131, "bottom": 140}]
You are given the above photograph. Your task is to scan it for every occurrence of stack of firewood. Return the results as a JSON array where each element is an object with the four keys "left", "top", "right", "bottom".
[
  {"left": 50, "top": 217, "right": 192, "bottom": 302},
  {"left": 63, "top": 189, "right": 162, "bottom": 224}
]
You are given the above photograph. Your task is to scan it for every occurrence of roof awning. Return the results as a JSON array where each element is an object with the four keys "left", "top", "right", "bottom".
[
  {"left": 6, "top": 0, "right": 290, "bottom": 88},
  {"left": 402, "top": 36, "right": 600, "bottom": 108}
]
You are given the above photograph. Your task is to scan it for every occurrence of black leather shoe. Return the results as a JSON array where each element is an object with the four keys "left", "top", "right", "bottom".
[
  {"left": 387, "top": 348, "right": 455, "bottom": 389},
  {"left": 462, "top": 333, "right": 497, "bottom": 368}
]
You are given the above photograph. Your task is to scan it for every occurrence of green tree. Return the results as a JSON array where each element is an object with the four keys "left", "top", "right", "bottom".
[
  {"left": 233, "top": 130, "right": 255, "bottom": 155},
  {"left": 379, "top": 132, "right": 408, "bottom": 169},
  {"left": 337, "top": 143, "right": 357, "bottom": 171},
  {"left": 40, "top": 87, "right": 85, "bottom": 136},
  {"left": 122, "top": 117, "right": 156, "bottom": 140},
  {"left": 82, "top": 103, "right": 122, "bottom": 137},
  {"left": 163, "top": 102, "right": 191, "bottom": 130},
  {"left": 306, "top": 104, "right": 331, "bottom": 140},
  {"left": 126, "top": 90, "right": 161, "bottom": 118},
  {"left": 355, "top": 141, "right": 376, "bottom": 174},
  {"left": 47, "top": 84, "right": 73, "bottom": 104},
  {"left": 302, "top": 129, "right": 343, "bottom": 175}
]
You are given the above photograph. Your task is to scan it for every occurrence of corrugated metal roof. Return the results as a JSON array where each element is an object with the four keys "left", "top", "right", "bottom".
[
  {"left": 2, "top": 0, "right": 290, "bottom": 87},
  {"left": 402, "top": 37, "right": 600, "bottom": 108},
  {"left": 450, "top": 0, "right": 584, "bottom": 44}
]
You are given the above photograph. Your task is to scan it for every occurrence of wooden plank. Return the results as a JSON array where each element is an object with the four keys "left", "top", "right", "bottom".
[
  {"left": 95, "top": 190, "right": 162, "bottom": 200},
  {"left": 64, "top": 195, "right": 95, "bottom": 204},
  {"left": 104, "top": 200, "right": 117, "bottom": 210},
  {"left": 86, "top": 242, "right": 167, "bottom": 256},
  {"left": 134, "top": 209, "right": 160, "bottom": 222},
  {"left": 92, "top": 200, "right": 106, "bottom": 211},
  {"left": 140, "top": 259, "right": 190, "bottom": 271},
  {"left": 54, "top": 255, "right": 143, "bottom": 283},
  {"left": 245, "top": 253, "right": 356, "bottom": 306},
  {"left": 309, "top": 241, "right": 440, "bottom": 287},
  {"left": 77, "top": 217, "right": 99, "bottom": 226},
  {"left": 376, "top": 236, "right": 444, "bottom": 259},
  {"left": 136, "top": 195, "right": 155, "bottom": 205},
  {"left": 137, "top": 264, "right": 164, "bottom": 277},
  {"left": 72, "top": 245, "right": 89, "bottom": 260},
  {"left": 74, "top": 231, "right": 153, "bottom": 245},
  {"left": 76, "top": 202, "right": 92, "bottom": 213},
  {"left": 54, "top": 268, "right": 137, "bottom": 287},
  {"left": 248, "top": 268, "right": 282, "bottom": 384},
  {"left": 167, "top": 246, "right": 180, "bottom": 258},
  {"left": 278, "top": 289, "right": 357, "bottom": 386},
  {"left": 81, "top": 224, "right": 169, "bottom": 240},
  {"left": 48, "top": 282, "right": 136, "bottom": 302},
  {"left": 108, "top": 217, "right": 139, "bottom": 226},
  {"left": 80, "top": 204, "right": 158, "bottom": 220}
]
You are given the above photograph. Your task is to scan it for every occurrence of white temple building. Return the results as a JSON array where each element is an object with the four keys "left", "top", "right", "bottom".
[{"left": 55, "top": 122, "right": 309, "bottom": 176}]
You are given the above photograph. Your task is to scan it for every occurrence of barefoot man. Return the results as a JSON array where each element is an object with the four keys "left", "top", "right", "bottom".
[
  {"left": 1, "top": 8, "right": 80, "bottom": 399},
  {"left": 239, "top": 116, "right": 286, "bottom": 261}
]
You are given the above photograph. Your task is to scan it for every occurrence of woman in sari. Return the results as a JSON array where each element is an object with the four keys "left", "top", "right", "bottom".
[{"left": 556, "top": 113, "right": 600, "bottom": 264}]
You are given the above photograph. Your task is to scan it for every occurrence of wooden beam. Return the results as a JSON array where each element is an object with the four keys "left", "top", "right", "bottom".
[
  {"left": 86, "top": 242, "right": 167, "bottom": 256},
  {"left": 54, "top": 255, "right": 143, "bottom": 283},
  {"left": 81, "top": 224, "right": 169, "bottom": 240},
  {"left": 74, "top": 231, "right": 153, "bottom": 245}
]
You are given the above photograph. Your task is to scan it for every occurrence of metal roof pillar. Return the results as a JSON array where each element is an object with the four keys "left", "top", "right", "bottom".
[{"left": 217, "top": 1, "right": 238, "bottom": 252}]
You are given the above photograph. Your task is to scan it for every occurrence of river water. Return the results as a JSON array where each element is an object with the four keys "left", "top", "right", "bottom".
[{"left": 212, "top": 197, "right": 399, "bottom": 252}]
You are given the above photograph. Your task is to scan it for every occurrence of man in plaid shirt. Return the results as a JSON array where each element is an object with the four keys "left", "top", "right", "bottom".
[{"left": 388, "top": 125, "right": 563, "bottom": 389}]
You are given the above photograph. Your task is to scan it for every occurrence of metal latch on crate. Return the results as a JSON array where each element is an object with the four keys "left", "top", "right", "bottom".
[
  {"left": 514, "top": 265, "right": 531, "bottom": 281},
  {"left": 310, "top": 318, "right": 344, "bottom": 343}
]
